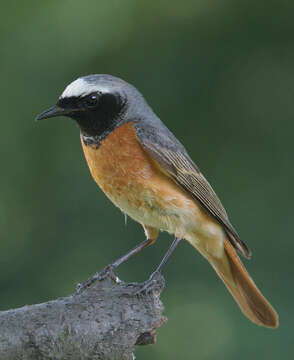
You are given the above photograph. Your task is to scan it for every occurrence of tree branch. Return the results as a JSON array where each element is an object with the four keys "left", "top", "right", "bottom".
[{"left": 0, "top": 275, "right": 167, "bottom": 360}]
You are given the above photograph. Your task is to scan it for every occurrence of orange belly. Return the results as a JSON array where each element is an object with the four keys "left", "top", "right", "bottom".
[{"left": 81, "top": 122, "right": 224, "bottom": 252}]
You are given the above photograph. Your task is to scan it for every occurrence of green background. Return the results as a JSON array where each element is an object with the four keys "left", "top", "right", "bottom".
[{"left": 1, "top": 1, "right": 293, "bottom": 358}]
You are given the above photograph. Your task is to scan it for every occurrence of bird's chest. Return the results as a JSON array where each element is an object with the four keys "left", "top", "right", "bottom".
[
  {"left": 80, "top": 122, "right": 198, "bottom": 232},
  {"left": 81, "top": 122, "right": 156, "bottom": 213}
]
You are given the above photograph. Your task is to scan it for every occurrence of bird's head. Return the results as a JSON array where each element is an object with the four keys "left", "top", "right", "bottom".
[{"left": 36, "top": 74, "right": 149, "bottom": 139}]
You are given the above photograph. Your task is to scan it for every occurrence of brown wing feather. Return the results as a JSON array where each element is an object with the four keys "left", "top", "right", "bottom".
[{"left": 139, "top": 137, "right": 251, "bottom": 259}]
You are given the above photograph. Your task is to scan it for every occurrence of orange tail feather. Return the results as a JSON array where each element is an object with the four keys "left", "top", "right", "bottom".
[{"left": 197, "top": 239, "right": 279, "bottom": 328}]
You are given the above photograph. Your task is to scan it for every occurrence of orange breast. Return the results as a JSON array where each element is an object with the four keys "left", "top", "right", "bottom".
[
  {"left": 80, "top": 121, "right": 224, "bottom": 246},
  {"left": 80, "top": 122, "right": 196, "bottom": 218},
  {"left": 81, "top": 122, "right": 152, "bottom": 202}
]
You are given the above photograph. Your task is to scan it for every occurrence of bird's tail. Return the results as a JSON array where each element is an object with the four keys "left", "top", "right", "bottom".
[{"left": 194, "top": 239, "right": 279, "bottom": 328}]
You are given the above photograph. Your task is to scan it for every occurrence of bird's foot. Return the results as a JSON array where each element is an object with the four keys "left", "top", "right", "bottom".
[
  {"left": 135, "top": 271, "right": 164, "bottom": 295},
  {"left": 76, "top": 265, "right": 121, "bottom": 293}
]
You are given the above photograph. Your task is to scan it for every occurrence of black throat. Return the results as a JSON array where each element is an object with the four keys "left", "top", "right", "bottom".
[
  {"left": 58, "top": 93, "right": 128, "bottom": 148},
  {"left": 80, "top": 118, "right": 126, "bottom": 148}
]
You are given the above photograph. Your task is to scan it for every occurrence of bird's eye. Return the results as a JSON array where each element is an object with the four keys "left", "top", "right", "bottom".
[{"left": 84, "top": 93, "right": 99, "bottom": 109}]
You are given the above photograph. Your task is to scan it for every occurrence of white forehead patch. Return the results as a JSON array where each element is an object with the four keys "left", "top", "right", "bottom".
[{"left": 60, "top": 78, "right": 109, "bottom": 99}]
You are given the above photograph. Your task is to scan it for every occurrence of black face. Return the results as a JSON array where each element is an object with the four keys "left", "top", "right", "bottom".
[{"left": 57, "top": 91, "right": 127, "bottom": 137}]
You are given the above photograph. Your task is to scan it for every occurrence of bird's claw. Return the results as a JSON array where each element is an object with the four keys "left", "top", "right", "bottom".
[
  {"left": 135, "top": 271, "right": 163, "bottom": 296},
  {"left": 76, "top": 265, "right": 121, "bottom": 293}
]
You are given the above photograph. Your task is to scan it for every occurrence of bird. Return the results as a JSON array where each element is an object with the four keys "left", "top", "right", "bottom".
[{"left": 36, "top": 74, "right": 278, "bottom": 328}]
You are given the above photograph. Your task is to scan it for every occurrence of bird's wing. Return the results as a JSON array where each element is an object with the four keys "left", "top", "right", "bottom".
[{"left": 135, "top": 121, "right": 251, "bottom": 259}]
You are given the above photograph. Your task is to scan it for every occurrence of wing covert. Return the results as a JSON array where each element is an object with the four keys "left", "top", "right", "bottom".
[{"left": 135, "top": 123, "right": 251, "bottom": 259}]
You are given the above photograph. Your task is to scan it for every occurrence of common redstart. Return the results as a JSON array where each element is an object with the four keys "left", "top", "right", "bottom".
[{"left": 36, "top": 74, "right": 278, "bottom": 328}]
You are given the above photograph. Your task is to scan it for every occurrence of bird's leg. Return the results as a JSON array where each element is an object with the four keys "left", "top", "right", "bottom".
[
  {"left": 136, "top": 237, "right": 182, "bottom": 295},
  {"left": 76, "top": 238, "right": 153, "bottom": 293}
]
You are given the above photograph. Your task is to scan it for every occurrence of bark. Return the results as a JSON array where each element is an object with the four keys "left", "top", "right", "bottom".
[{"left": 0, "top": 275, "right": 166, "bottom": 360}]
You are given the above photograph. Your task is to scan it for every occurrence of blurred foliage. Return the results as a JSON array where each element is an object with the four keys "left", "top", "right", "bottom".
[{"left": 0, "top": 0, "right": 293, "bottom": 358}]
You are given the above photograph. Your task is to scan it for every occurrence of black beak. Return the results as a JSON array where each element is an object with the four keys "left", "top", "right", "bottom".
[{"left": 35, "top": 105, "right": 72, "bottom": 121}]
